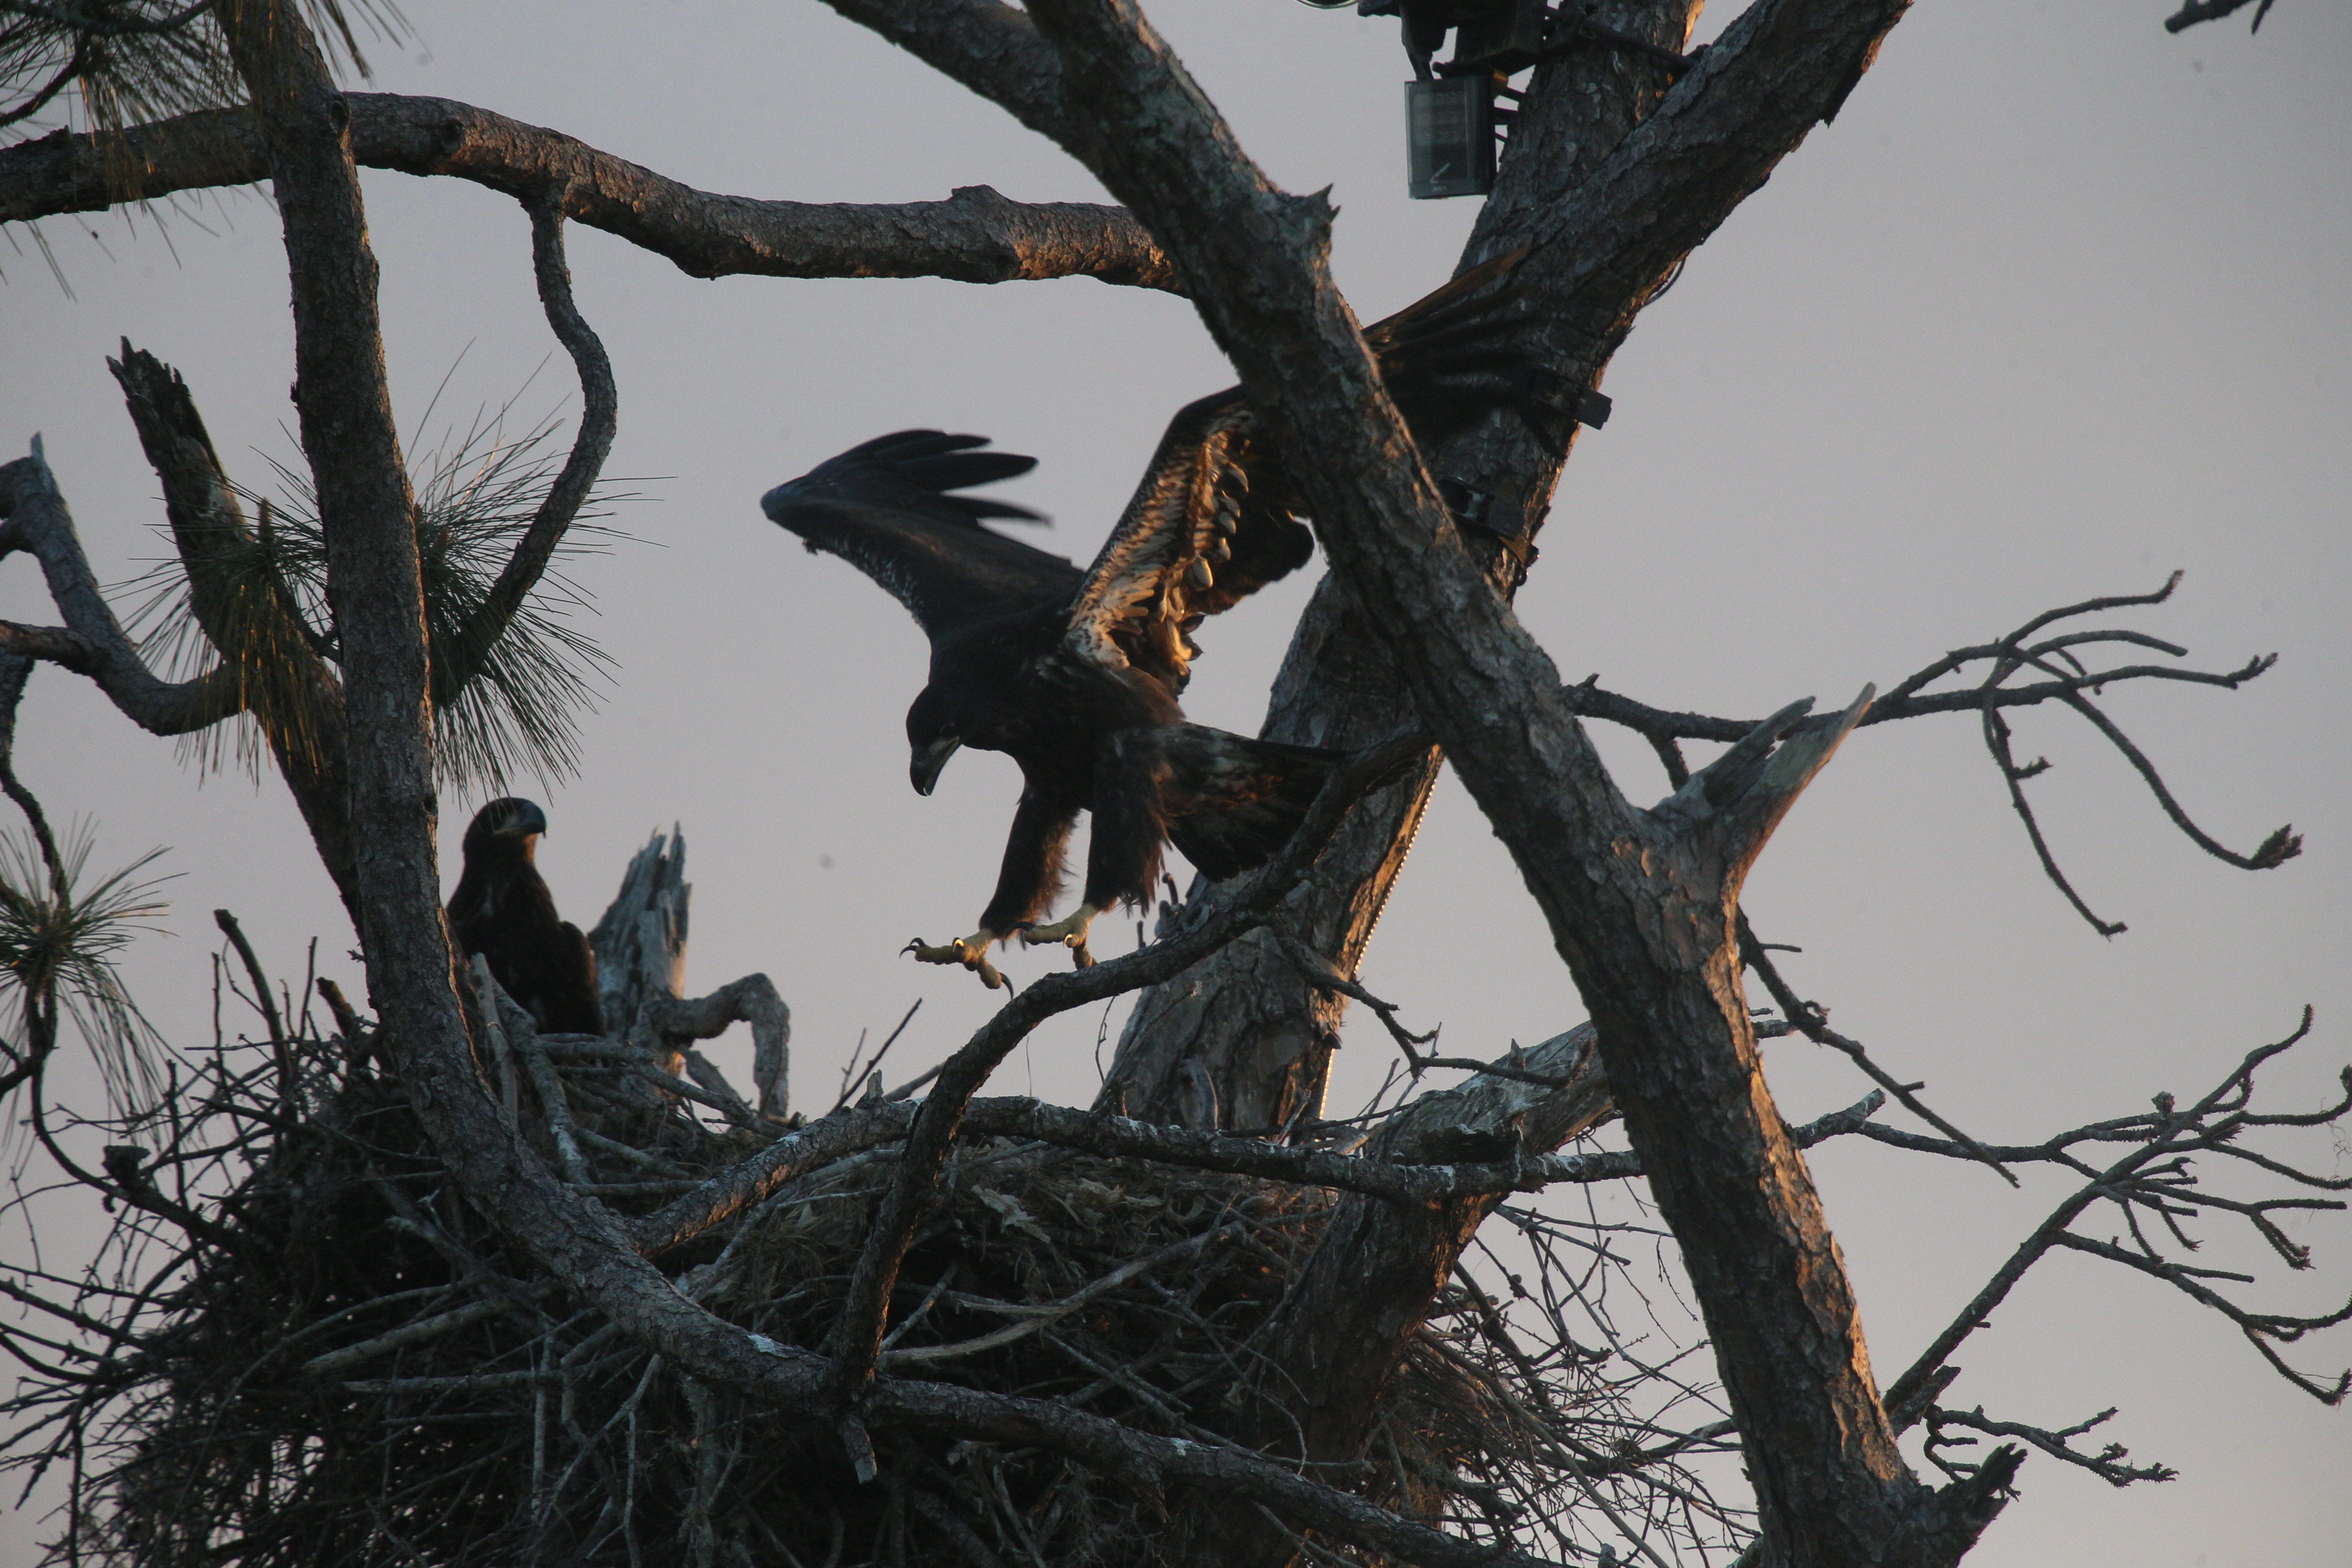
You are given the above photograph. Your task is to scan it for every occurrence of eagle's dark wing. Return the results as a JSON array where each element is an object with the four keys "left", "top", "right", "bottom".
[
  {"left": 1058, "top": 253, "right": 1541, "bottom": 692},
  {"left": 762, "top": 431, "right": 1082, "bottom": 640},
  {"left": 537, "top": 922, "right": 605, "bottom": 1035},
  {"left": 1358, "top": 248, "right": 1548, "bottom": 450}
]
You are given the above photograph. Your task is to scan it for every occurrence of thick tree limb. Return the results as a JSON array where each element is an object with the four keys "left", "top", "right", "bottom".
[
  {"left": 0, "top": 92, "right": 1177, "bottom": 289},
  {"left": 105, "top": 345, "right": 363, "bottom": 917},
  {"left": 1101, "top": 0, "right": 1711, "bottom": 1133},
  {"left": 1240, "top": 1026, "right": 1610, "bottom": 1444},
  {"left": 815, "top": 0, "right": 1073, "bottom": 143}
]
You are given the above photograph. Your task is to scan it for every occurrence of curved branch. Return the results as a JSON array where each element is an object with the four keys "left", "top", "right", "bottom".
[
  {"left": 0, "top": 40, "right": 87, "bottom": 132},
  {"left": 435, "top": 198, "right": 617, "bottom": 704},
  {"left": 0, "top": 446, "right": 245, "bottom": 735},
  {"left": 0, "top": 92, "right": 1178, "bottom": 290},
  {"left": 2042, "top": 675, "right": 2299, "bottom": 871},
  {"left": 0, "top": 655, "right": 59, "bottom": 876}
]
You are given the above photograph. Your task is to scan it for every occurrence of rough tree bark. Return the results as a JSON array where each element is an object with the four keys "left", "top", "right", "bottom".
[
  {"left": 589, "top": 828, "right": 793, "bottom": 1118},
  {"left": 5, "top": 7, "right": 2323, "bottom": 1566},
  {"left": 1175, "top": 1027, "right": 1613, "bottom": 1563}
]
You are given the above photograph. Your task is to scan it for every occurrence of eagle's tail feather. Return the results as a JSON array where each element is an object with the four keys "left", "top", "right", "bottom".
[{"left": 1156, "top": 728, "right": 1357, "bottom": 883}]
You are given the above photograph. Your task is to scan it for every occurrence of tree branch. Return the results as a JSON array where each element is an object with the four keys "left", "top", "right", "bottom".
[
  {"left": 1563, "top": 576, "right": 2296, "bottom": 937},
  {"left": 1882, "top": 1010, "right": 2351, "bottom": 1421},
  {"left": 2165, "top": 0, "right": 2276, "bottom": 33},
  {"left": 434, "top": 197, "right": 617, "bottom": 705},
  {"left": 106, "top": 343, "right": 362, "bottom": 916},
  {"left": 985, "top": 0, "right": 2023, "bottom": 1558},
  {"left": 0, "top": 92, "right": 1176, "bottom": 289},
  {"left": 1921, "top": 1404, "right": 2174, "bottom": 1489},
  {"left": 814, "top": 0, "right": 1073, "bottom": 143},
  {"left": 0, "top": 443, "right": 245, "bottom": 736},
  {"left": 643, "top": 973, "right": 792, "bottom": 1121}
]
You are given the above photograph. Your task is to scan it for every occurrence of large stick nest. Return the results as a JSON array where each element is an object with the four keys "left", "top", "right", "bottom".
[{"left": 48, "top": 1027, "right": 1620, "bottom": 1568}]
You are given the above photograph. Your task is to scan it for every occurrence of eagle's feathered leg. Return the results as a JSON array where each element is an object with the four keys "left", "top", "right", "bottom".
[
  {"left": 981, "top": 785, "right": 1081, "bottom": 934},
  {"left": 1021, "top": 731, "right": 1169, "bottom": 967},
  {"left": 909, "top": 787, "right": 1079, "bottom": 986}
]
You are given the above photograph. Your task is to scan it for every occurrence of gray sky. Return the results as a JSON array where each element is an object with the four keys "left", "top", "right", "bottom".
[{"left": 3, "top": 1, "right": 2347, "bottom": 1562}]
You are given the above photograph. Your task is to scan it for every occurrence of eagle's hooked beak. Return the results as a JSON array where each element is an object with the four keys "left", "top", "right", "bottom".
[
  {"left": 503, "top": 801, "right": 549, "bottom": 838},
  {"left": 910, "top": 737, "right": 962, "bottom": 797}
]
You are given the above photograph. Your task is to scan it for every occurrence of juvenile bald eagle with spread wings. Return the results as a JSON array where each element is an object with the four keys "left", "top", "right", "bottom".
[
  {"left": 761, "top": 260, "right": 1556, "bottom": 983},
  {"left": 448, "top": 797, "right": 607, "bottom": 1033}
]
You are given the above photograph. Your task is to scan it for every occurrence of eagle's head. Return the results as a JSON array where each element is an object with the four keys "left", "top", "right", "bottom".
[
  {"left": 905, "top": 687, "right": 962, "bottom": 798},
  {"left": 465, "top": 797, "right": 549, "bottom": 859}
]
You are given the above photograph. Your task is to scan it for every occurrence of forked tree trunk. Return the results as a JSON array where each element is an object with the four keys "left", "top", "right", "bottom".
[
  {"left": 1100, "top": 0, "right": 1708, "bottom": 1131},
  {"left": 1037, "top": 0, "right": 2016, "bottom": 1558}
]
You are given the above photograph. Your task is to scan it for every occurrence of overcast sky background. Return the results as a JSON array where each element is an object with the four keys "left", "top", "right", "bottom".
[{"left": 3, "top": 1, "right": 2347, "bottom": 1562}]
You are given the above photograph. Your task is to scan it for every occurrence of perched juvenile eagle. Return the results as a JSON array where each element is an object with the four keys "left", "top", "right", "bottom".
[
  {"left": 448, "top": 798, "right": 606, "bottom": 1033},
  {"left": 761, "top": 260, "right": 1552, "bottom": 982}
]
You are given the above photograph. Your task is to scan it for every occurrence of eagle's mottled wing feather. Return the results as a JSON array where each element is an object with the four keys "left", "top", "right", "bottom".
[
  {"left": 1061, "top": 393, "right": 1312, "bottom": 694},
  {"left": 1058, "top": 252, "right": 1542, "bottom": 691},
  {"left": 762, "top": 431, "right": 1081, "bottom": 639}
]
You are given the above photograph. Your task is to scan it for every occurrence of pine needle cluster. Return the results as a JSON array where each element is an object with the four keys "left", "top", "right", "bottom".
[
  {"left": 0, "top": 0, "right": 405, "bottom": 137},
  {"left": 129, "top": 404, "right": 621, "bottom": 794}
]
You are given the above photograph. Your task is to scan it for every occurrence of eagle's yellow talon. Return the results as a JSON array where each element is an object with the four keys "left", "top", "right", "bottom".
[
  {"left": 902, "top": 931, "right": 1004, "bottom": 989},
  {"left": 1019, "top": 905, "right": 1101, "bottom": 956}
]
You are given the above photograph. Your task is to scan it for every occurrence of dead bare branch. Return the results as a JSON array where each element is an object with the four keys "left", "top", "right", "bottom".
[
  {"left": 1567, "top": 577, "right": 2296, "bottom": 937},
  {"left": 2165, "top": 0, "right": 2277, "bottom": 33},
  {"left": 1883, "top": 1009, "right": 2351, "bottom": 1421},
  {"left": 1923, "top": 1403, "right": 2175, "bottom": 1489}
]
